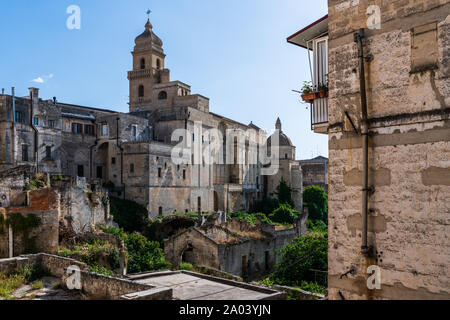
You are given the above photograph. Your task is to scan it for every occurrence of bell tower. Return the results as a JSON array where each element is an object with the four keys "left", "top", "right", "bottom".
[{"left": 128, "top": 17, "right": 168, "bottom": 112}]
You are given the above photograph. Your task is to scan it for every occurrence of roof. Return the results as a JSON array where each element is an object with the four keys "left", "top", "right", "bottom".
[
  {"left": 287, "top": 14, "right": 329, "bottom": 49},
  {"left": 267, "top": 131, "right": 294, "bottom": 147},
  {"left": 129, "top": 271, "right": 285, "bottom": 300},
  {"left": 298, "top": 156, "right": 329, "bottom": 164}
]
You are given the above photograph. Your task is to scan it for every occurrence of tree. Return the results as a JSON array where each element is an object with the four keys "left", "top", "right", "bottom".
[
  {"left": 303, "top": 186, "right": 328, "bottom": 224},
  {"left": 109, "top": 197, "right": 148, "bottom": 233},
  {"left": 271, "top": 233, "right": 328, "bottom": 287},
  {"left": 276, "top": 178, "right": 294, "bottom": 207},
  {"left": 125, "top": 232, "right": 171, "bottom": 274},
  {"left": 269, "top": 204, "right": 299, "bottom": 225}
]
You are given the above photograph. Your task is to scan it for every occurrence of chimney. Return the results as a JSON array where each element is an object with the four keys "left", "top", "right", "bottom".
[
  {"left": 53, "top": 97, "right": 57, "bottom": 104},
  {"left": 28, "top": 87, "right": 39, "bottom": 101},
  {"left": 1, "top": 88, "right": 4, "bottom": 95}
]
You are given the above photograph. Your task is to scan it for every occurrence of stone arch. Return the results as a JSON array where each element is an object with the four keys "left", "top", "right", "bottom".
[{"left": 158, "top": 91, "right": 167, "bottom": 100}]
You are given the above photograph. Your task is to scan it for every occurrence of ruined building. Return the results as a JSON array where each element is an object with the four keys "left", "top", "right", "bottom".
[
  {"left": 0, "top": 18, "right": 303, "bottom": 217},
  {"left": 288, "top": 0, "right": 450, "bottom": 299}
]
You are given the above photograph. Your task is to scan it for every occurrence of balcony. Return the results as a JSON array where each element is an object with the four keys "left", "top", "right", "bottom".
[
  {"left": 311, "top": 97, "right": 328, "bottom": 134},
  {"left": 127, "top": 69, "right": 153, "bottom": 80}
]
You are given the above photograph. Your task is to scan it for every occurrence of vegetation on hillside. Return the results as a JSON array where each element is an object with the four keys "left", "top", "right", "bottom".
[{"left": 303, "top": 186, "right": 328, "bottom": 225}]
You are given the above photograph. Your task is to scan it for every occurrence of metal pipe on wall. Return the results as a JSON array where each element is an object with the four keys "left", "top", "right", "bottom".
[{"left": 354, "top": 28, "right": 371, "bottom": 257}]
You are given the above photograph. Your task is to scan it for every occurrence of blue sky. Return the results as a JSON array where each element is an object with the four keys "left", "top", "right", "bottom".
[{"left": 0, "top": 0, "right": 328, "bottom": 159}]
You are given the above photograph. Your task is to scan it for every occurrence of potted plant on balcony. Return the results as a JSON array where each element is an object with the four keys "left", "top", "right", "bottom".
[
  {"left": 317, "top": 82, "right": 329, "bottom": 98},
  {"left": 301, "top": 81, "right": 316, "bottom": 103}
]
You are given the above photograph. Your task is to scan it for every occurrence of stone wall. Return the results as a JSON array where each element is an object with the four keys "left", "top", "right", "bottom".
[
  {"left": 0, "top": 254, "right": 172, "bottom": 300},
  {"left": 0, "top": 188, "right": 60, "bottom": 258},
  {"left": 327, "top": 0, "right": 450, "bottom": 300}
]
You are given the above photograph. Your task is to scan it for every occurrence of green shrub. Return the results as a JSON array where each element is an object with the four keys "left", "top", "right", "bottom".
[
  {"left": 89, "top": 265, "right": 116, "bottom": 277},
  {"left": 125, "top": 233, "right": 171, "bottom": 274},
  {"left": 30, "top": 281, "right": 44, "bottom": 290},
  {"left": 179, "top": 263, "right": 194, "bottom": 271},
  {"left": 251, "top": 198, "right": 280, "bottom": 215},
  {"left": 299, "top": 281, "right": 326, "bottom": 295},
  {"left": 271, "top": 233, "right": 328, "bottom": 287},
  {"left": 269, "top": 204, "right": 299, "bottom": 225},
  {"left": 259, "top": 277, "right": 274, "bottom": 287},
  {"left": 306, "top": 219, "right": 328, "bottom": 234}
]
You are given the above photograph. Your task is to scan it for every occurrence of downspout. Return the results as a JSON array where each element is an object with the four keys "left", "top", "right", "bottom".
[
  {"left": 116, "top": 117, "right": 125, "bottom": 199},
  {"left": 11, "top": 87, "right": 16, "bottom": 167},
  {"left": 354, "top": 28, "right": 371, "bottom": 257},
  {"left": 89, "top": 121, "right": 99, "bottom": 180},
  {"left": 29, "top": 90, "right": 39, "bottom": 173}
]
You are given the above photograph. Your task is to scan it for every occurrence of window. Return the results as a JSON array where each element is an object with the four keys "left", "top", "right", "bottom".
[
  {"left": 101, "top": 124, "right": 109, "bottom": 136},
  {"left": 158, "top": 168, "right": 162, "bottom": 178},
  {"left": 96, "top": 166, "right": 103, "bottom": 179},
  {"left": 77, "top": 165, "right": 84, "bottom": 177},
  {"left": 131, "top": 125, "right": 137, "bottom": 141},
  {"left": 158, "top": 207, "right": 163, "bottom": 216},
  {"left": 111, "top": 157, "right": 116, "bottom": 165},
  {"left": 85, "top": 124, "right": 94, "bottom": 136},
  {"left": 138, "top": 85, "right": 144, "bottom": 98},
  {"left": 15, "top": 111, "right": 24, "bottom": 123},
  {"left": 45, "top": 146, "right": 52, "bottom": 159},
  {"left": 158, "top": 91, "right": 167, "bottom": 100},
  {"left": 33, "top": 117, "right": 40, "bottom": 126},
  {"left": 313, "top": 37, "right": 328, "bottom": 89},
  {"left": 48, "top": 120, "right": 55, "bottom": 128},
  {"left": 72, "top": 123, "right": 83, "bottom": 134},
  {"left": 22, "top": 145, "right": 28, "bottom": 162},
  {"left": 130, "top": 163, "right": 134, "bottom": 173},
  {"left": 156, "top": 59, "right": 161, "bottom": 70},
  {"left": 285, "top": 154, "right": 288, "bottom": 159},
  {"left": 140, "top": 58, "right": 145, "bottom": 70},
  {"left": 183, "top": 170, "right": 186, "bottom": 180}
]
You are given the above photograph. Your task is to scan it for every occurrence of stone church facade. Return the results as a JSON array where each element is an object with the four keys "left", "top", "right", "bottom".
[{"left": 0, "top": 19, "right": 303, "bottom": 218}]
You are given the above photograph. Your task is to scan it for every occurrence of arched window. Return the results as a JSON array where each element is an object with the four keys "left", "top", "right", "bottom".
[
  {"left": 156, "top": 59, "right": 161, "bottom": 70},
  {"left": 140, "top": 58, "right": 145, "bottom": 70},
  {"left": 158, "top": 91, "right": 167, "bottom": 100},
  {"left": 138, "top": 85, "right": 144, "bottom": 98}
]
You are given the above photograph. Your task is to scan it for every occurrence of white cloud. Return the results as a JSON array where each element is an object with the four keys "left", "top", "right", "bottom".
[
  {"left": 32, "top": 77, "right": 44, "bottom": 84},
  {"left": 31, "top": 74, "right": 54, "bottom": 84}
]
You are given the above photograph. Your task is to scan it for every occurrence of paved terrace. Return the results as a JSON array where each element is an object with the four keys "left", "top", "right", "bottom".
[{"left": 127, "top": 271, "right": 286, "bottom": 300}]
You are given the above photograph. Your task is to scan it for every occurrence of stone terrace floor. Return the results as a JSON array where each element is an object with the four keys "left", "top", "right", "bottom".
[{"left": 133, "top": 272, "right": 276, "bottom": 300}]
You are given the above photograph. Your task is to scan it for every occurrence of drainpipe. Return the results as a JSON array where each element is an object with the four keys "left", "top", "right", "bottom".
[
  {"left": 11, "top": 87, "right": 16, "bottom": 167},
  {"left": 116, "top": 117, "right": 125, "bottom": 199},
  {"left": 29, "top": 89, "right": 39, "bottom": 173},
  {"left": 354, "top": 28, "right": 371, "bottom": 257},
  {"left": 89, "top": 121, "right": 99, "bottom": 180}
]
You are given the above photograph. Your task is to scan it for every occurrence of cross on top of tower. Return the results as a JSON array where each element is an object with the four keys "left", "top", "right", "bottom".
[{"left": 146, "top": 9, "right": 152, "bottom": 19}]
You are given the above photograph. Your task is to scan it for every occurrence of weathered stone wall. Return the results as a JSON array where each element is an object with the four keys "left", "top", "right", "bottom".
[{"left": 327, "top": 0, "right": 450, "bottom": 300}]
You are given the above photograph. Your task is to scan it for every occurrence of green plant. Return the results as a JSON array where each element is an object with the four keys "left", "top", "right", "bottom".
[
  {"left": 271, "top": 233, "right": 328, "bottom": 287},
  {"left": 307, "top": 219, "right": 328, "bottom": 234},
  {"left": 125, "top": 232, "right": 171, "bottom": 274},
  {"left": 275, "top": 179, "right": 295, "bottom": 207},
  {"left": 299, "top": 281, "right": 326, "bottom": 295},
  {"left": 0, "top": 272, "right": 26, "bottom": 299},
  {"left": 259, "top": 277, "right": 274, "bottom": 287},
  {"left": 179, "top": 263, "right": 194, "bottom": 271},
  {"left": 109, "top": 197, "right": 148, "bottom": 233},
  {"left": 250, "top": 197, "right": 280, "bottom": 215},
  {"left": 23, "top": 174, "right": 49, "bottom": 191},
  {"left": 269, "top": 204, "right": 299, "bottom": 225},
  {"left": 301, "top": 81, "right": 314, "bottom": 94},
  {"left": 51, "top": 281, "right": 62, "bottom": 290},
  {"left": 303, "top": 186, "right": 328, "bottom": 224},
  {"left": 30, "top": 281, "right": 44, "bottom": 290},
  {"left": 89, "top": 265, "right": 116, "bottom": 277}
]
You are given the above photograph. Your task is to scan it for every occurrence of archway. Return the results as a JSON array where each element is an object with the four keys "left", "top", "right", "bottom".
[{"left": 181, "top": 244, "right": 195, "bottom": 264}]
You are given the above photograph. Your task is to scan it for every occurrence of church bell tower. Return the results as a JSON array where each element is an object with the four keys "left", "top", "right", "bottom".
[{"left": 128, "top": 17, "right": 168, "bottom": 112}]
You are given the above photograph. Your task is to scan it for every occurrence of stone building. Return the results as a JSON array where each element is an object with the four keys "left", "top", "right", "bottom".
[
  {"left": 298, "top": 156, "right": 328, "bottom": 193},
  {"left": 0, "top": 18, "right": 304, "bottom": 217},
  {"left": 164, "top": 213, "right": 301, "bottom": 281},
  {"left": 288, "top": 0, "right": 450, "bottom": 299}
]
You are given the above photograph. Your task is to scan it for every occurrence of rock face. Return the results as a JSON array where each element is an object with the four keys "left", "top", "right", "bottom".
[{"left": 327, "top": 0, "right": 450, "bottom": 300}]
